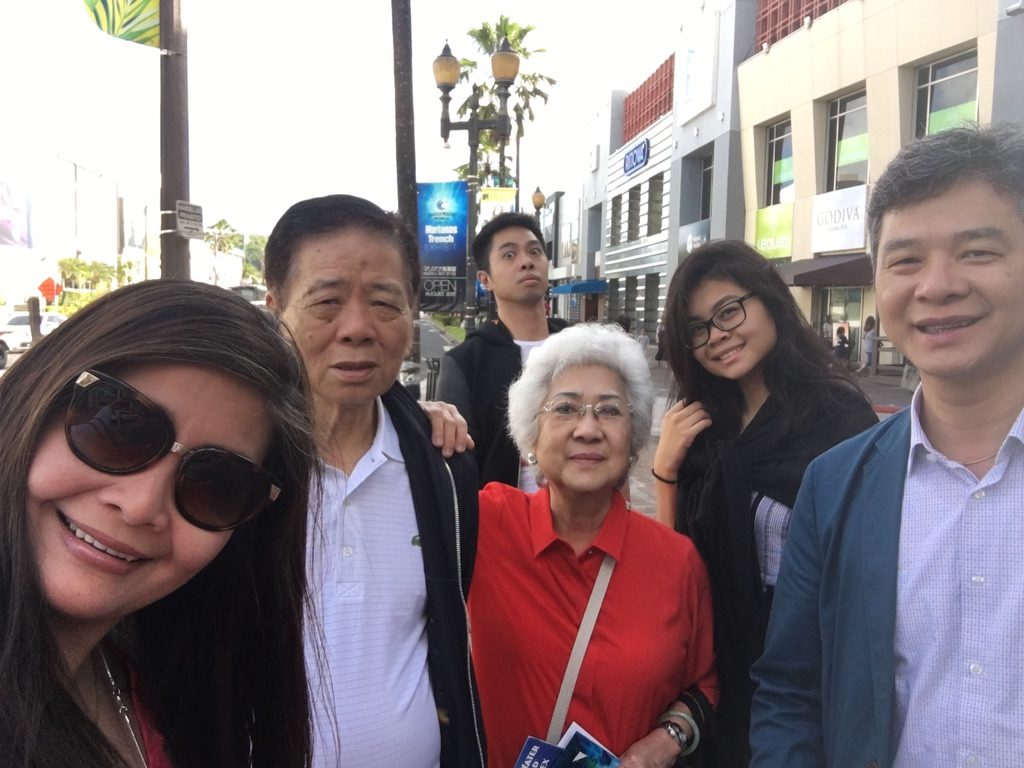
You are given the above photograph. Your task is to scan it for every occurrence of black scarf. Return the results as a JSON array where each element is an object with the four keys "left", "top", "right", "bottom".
[{"left": 676, "top": 384, "right": 877, "bottom": 686}]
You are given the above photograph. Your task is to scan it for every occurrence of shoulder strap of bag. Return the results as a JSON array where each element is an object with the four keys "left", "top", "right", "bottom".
[{"left": 546, "top": 553, "right": 616, "bottom": 742}]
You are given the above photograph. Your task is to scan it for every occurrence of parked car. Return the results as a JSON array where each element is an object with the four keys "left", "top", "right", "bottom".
[{"left": 0, "top": 312, "right": 66, "bottom": 369}]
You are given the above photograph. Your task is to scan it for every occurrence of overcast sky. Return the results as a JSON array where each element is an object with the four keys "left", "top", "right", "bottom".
[{"left": 2, "top": 0, "right": 685, "bottom": 237}]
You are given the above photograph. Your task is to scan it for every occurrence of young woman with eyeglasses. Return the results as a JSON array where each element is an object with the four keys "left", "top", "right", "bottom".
[
  {"left": 0, "top": 281, "right": 315, "bottom": 768},
  {"left": 651, "top": 240, "right": 876, "bottom": 768}
]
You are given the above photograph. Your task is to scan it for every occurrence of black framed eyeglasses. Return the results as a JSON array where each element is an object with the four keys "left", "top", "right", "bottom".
[
  {"left": 686, "top": 292, "right": 757, "bottom": 349},
  {"left": 64, "top": 370, "right": 282, "bottom": 531}
]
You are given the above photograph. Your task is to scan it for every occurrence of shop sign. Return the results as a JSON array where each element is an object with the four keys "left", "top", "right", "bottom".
[
  {"left": 679, "top": 218, "right": 711, "bottom": 255},
  {"left": 754, "top": 203, "right": 793, "bottom": 259},
  {"left": 623, "top": 139, "right": 650, "bottom": 176},
  {"left": 811, "top": 185, "right": 867, "bottom": 253}
]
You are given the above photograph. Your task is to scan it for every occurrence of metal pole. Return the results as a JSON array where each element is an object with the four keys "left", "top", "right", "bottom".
[
  {"left": 391, "top": 0, "right": 418, "bottom": 233},
  {"left": 464, "top": 139, "right": 479, "bottom": 331},
  {"left": 159, "top": 0, "right": 190, "bottom": 280}
]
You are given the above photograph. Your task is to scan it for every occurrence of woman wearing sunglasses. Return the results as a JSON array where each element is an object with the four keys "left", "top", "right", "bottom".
[
  {"left": 652, "top": 241, "right": 876, "bottom": 767},
  {"left": 0, "top": 280, "right": 315, "bottom": 768}
]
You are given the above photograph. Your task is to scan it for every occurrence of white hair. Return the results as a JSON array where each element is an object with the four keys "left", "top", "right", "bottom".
[{"left": 507, "top": 323, "right": 654, "bottom": 469}]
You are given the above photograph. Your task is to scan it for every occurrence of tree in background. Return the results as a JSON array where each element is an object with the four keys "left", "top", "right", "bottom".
[
  {"left": 59, "top": 257, "right": 89, "bottom": 290},
  {"left": 204, "top": 219, "right": 243, "bottom": 286},
  {"left": 243, "top": 234, "right": 267, "bottom": 284},
  {"left": 454, "top": 15, "right": 555, "bottom": 189}
]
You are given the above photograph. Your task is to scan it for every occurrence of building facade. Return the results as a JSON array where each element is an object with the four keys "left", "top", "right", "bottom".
[{"left": 737, "top": 0, "right": 1024, "bottom": 362}]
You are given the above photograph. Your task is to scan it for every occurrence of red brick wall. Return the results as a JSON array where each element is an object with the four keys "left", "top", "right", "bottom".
[{"left": 622, "top": 55, "right": 674, "bottom": 143}]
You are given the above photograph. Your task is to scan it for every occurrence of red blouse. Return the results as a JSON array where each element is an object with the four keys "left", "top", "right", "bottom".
[{"left": 469, "top": 484, "right": 718, "bottom": 767}]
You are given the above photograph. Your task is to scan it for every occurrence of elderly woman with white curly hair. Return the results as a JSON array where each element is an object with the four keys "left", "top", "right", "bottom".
[{"left": 468, "top": 323, "right": 718, "bottom": 768}]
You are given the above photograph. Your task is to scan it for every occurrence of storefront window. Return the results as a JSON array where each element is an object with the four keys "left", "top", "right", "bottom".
[
  {"left": 765, "top": 118, "right": 794, "bottom": 205},
  {"left": 915, "top": 50, "right": 977, "bottom": 138},
  {"left": 647, "top": 173, "right": 664, "bottom": 236},
  {"left": 827, "top": 91, "right": 868, "bottom": 191},
  {"left": 610, "top": 195, "right": 622, "bottom": 246},
  {"left": 627, "top": 185, "right": 641, "bottom": 241},
  {"left": 699, "top": 155, "right": 714, "bottom": 220},
  {"left": 819, "top": 286, "right": 863, "bottom": 356}
]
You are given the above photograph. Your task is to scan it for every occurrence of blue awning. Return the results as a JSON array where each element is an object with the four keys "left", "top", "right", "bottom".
[{"left": 550, "top": 279, "right": 608, "bottom": 295}]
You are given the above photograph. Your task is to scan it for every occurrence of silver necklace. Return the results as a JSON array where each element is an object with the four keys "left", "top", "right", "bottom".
[{"left": 99, "top": 649, "right": 149, "bottom": 768}]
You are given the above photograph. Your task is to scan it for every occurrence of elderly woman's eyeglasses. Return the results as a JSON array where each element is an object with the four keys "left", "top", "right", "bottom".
[
  {"left": 686, "top": 292, "right": 757, "bottom": 349},
  {"left": 540, "top": 399, "right": 632, "bottom": 422}
]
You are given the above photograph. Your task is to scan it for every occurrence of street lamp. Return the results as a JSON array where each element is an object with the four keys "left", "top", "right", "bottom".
[
  {"left": 532, "top": 186, "right": 546, "bottom": 221},
  {"left": 434, "top": 37, "right": 520, "bottom": 330}
]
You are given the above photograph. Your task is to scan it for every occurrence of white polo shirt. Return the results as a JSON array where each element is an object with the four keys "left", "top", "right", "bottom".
[{"left": 305, "top": 399, "right": 440, "bottom": 767}]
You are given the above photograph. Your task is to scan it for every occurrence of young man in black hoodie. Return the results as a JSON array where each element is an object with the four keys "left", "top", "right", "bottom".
[{"left": 438, "top": 212, "right": 568, "bottom": 490}]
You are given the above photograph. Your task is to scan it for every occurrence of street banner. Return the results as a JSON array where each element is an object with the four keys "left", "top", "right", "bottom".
[
  {"left": 83, "top": 0, "right": 160, "bottom": 47},
  {"left": 417, "top": 181, "right": 468, "bottom": 312}
]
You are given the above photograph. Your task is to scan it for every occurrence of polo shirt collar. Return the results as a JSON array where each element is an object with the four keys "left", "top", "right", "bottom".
[{"left": 528, "top": 488, "right": 629, "bottom": 561}]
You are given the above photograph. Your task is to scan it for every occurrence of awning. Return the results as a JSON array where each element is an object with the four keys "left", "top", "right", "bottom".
[
  {"left": 550, "top": 279, "right": 608, "bottom": 295},
  {"left": 772, "top": 254, "right": 873, "bottom": 287}
]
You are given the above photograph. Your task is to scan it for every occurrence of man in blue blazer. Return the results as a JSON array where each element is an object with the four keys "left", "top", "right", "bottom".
[{"left": 750, "top": 124, "right": 1024, "bottom": 768}]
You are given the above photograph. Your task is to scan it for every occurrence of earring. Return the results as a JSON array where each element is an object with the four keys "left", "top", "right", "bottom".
[
  {"left": 526, "top": 452, "right": 537, "bottom": 465},
  {"left": 629, "top": 454, "right": 638, "bottom": 467}
]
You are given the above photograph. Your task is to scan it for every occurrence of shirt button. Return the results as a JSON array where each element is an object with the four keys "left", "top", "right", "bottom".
[
  {"left": 973, "top": 490, "right": 985, "bottom": 500},
  {"left": 966, "top": 754, "right": 980, "bottom": 767},
  {"left": 970, "top": 575, "right": 985, "bottom": 584},
  {"left": 342, "top": 545, "right": 355, "bottom": 558},
  {"left": 925, "top": 453, "right": 938, "bottom": 463},
  {"left": 969, "top": 662, "right": 983, "bottom": 676}
]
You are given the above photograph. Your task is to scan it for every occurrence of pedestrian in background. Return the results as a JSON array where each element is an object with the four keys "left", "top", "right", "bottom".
[
  {"left": 651, "top": 241, "right": 876, "bottom": 767},
  {"left": 855, "top": 315, "right": 877, "bottom": 374},
  {"left": 831, "top": 324, "right": 851, "bottom": 365},
  {"left": 0, "top": 280, "right": 316, "bottom": 768}
]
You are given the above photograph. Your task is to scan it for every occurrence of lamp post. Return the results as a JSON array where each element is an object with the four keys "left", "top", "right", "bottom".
[
  {"left": 532, "top": 186, "right": 546, "bottom": 222},
  {"left": 434, "top": 37, "right": 520, "bottom": 330}
]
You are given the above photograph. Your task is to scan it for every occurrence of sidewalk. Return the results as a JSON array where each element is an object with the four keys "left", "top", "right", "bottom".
[{"left": 629, "top": 354, "right": 913, "bottom": 519}]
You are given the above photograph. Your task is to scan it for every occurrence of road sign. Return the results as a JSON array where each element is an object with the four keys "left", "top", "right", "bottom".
[{"left": 175, "top": 200, "right": 204, "bottom": 239}]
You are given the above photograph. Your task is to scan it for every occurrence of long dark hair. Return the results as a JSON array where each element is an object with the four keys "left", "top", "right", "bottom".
[
  {"left": 664, "top": 240, "right": 858, "bottom": 439},
  {"left": 0, "top": 280, "right": 315, "bottom": 767}
]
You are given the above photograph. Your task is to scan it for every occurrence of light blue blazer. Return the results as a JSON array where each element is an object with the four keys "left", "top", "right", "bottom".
[{"left": 749, "top": 409, "right": 912, "bottom": 768}]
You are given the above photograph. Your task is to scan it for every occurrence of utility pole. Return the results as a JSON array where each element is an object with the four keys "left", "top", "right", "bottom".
[
  {"left": 160, "top": 0, "right": 190, "bottom": 279},
  {"left": 392, "top": 0, "right": 418, "bottom": 234}
]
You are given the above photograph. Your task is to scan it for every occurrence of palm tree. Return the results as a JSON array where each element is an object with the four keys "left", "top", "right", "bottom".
[
  {"left": 204, "top": 219, "right": 243, "bottom": 287},
  {"left": 58, "top": 257, "right": 89, "bottom": 290},
  {"left": 454, "top": 16, "right": 556, "bottom": 190}
]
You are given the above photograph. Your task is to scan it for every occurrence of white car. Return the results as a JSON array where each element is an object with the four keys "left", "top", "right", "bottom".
[{"left": 0, "top": 312, "right": 66, "bottom": 368}]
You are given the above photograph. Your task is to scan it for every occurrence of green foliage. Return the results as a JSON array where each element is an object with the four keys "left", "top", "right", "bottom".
[
  {"left": 244, "top": 234, "right": 268, "bottom": 282},
  {"left": 429, "top": 312, "right": 466, "bottom": 343},
  {"left": 204, "top": 219, "right": 243, "bottom": 257},
  {"left": 58, "top": 258, "right": 114, "bottom": 290},
  {"left": 454, "top": 15, "right": 556, "bottom": 185},
  {"left": 86, "top": 261, "right": 115, "bottom": 287},
  {"left": 58, "top": 257, "right": 89, "bottom": 289},
  {"left": 83, "top": 0, "right": 159, "bottom": 46},
  {"left": 59, "top": 290, "right": 102, "bottom": 314}
]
